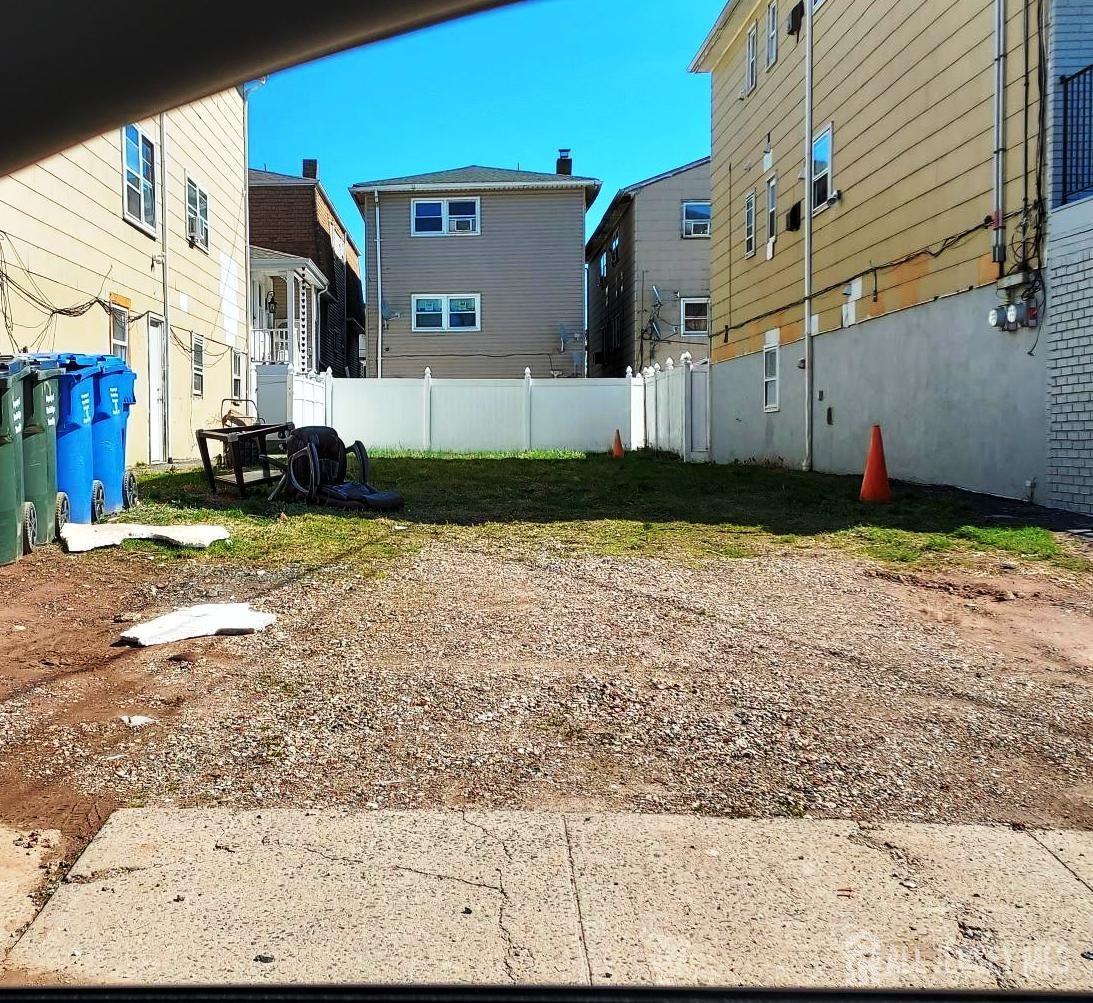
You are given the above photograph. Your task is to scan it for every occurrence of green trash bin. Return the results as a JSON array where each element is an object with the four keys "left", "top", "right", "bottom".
[
  {"left": 18, "top": 359, "right": 66, "bottom": 546},
  {"left": 0, "top": 359, "right": 28, "bottom": 565}
]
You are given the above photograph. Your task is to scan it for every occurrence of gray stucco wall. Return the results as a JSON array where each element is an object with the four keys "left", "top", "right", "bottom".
[
  {"left": 711, "top": 288, "right": 1049, "bottom": 501},
  {"left": 361, "top": 188, "right": 587, "bottom": 379},
  {"left": 710, "top": 338, "right": 806, "bottom": 467}
]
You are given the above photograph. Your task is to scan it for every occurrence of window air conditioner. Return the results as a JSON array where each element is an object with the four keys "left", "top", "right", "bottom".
[
  {"left": 786, "top": 1, "right": 804, "bottom": 36},
  {"left": 186, "top": 215, "right": 202, "bottom": 242},
  {"left": 451, "top": 218, "right": 474, "bottom": 232},
  {"left": 785, "top": 201, "right": 802, "bottom": 232},
  {"left": 691, "top": 221, "right": 711, "bottom": 236}
]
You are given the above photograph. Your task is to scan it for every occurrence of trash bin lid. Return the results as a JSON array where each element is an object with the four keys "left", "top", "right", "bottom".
[
  {"left": 29, "top": 352, "right": 103, "bottom": 375},
  {"left": 97, "top": 354, "right": 131, "bottom": 375}
]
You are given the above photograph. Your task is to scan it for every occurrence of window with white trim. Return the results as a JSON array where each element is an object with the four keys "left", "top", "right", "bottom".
[
  {"left": 682, "top": 200, "right": 711, "bottom": 237},
  {"left": 812, "top": 125, "right": 833, "bottom": 211},
  {"left": 610, "top": 230, "right": 621, "bottom": 264},
  {"left": 411, "top": 198, "right": 480, "bottom": 235},
  {"left": 745, "top": 22, "right": 758, "bottom": 94},
  {"left": 122, "top": 124, "right": 157, "bottom": 233},
  {"left": 192, "top": 334, "right": 205, "bottom": 397},
  {"left": 680, "top": 298, "right": 710, "bottom": 338},
  {"left": 814, "top": 0, "right": 826, "bottom": 8},
  {"left": 109, "top": 306, "right": 129, "bottom": 364},
  {"left": 766, "top": 1, "right": 779, "bottom": 67},
  {"left": 744, "top": 191, "right": 756, "bottom": 257},
  {"left": 599, "top": 251, "right": 608, "bottom": 285},
  {"left": 186, "top": 176, "right": 210, "bottom": 250},
  {"left": 766, "top": 176, "right": 777, "bottom": 242},
  {"left": 763, "top": 340, "right": 779, "bottom": 411},
  {"left": 412, "top": 294, "right": 481, "bottom": 332},
  {"left": 232, "top": 350, "right": 243, "bottom": 400}
]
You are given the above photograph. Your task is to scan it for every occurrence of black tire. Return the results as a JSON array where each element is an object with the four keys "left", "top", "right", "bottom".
[
  {"left": 55, "top": 492, "right": 70, "bottom": 536},
  {"left": 91, "top": 481, "right": 105, "bottom": 524},
  {"left": 122, "top": 470, "right": 139, "bottom": 509},
  {"left": 21, "top": 502, "right": 36, "bottom": 555}
]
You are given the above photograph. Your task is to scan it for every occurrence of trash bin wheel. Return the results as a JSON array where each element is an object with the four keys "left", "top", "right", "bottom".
[
  {"left": 91, "top": 481, "right": 105, "bottom": 523},
  {"left": 21, "top": 503, "right": 37, "bottom": 554},
  {"left": 122, "top": 470, "right": 139, "bottom": 509},
  {"left": 55, "top": 492, "right": 70, "bottom": 536}
]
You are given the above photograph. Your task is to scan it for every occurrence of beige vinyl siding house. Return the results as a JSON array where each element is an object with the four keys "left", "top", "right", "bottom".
[
  {"left": 691, "top": 0, "right": 1058, "bottom": 501},
  {"left": 587, "top": 158, "right": 712, "bottom": 376},
  {"left": 0, "top": 89, "right": 248, "bottom": 464},
  {"left": 351, "top": 161, "right": 600, "bottom": 379}
]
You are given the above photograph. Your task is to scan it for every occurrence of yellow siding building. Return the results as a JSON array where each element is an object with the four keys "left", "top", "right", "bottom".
[
  {"left": 691, "top": 0, "right": 1058, "bottom": 501},
  {"left": 0, "top": 89, "right": 249, "bottom": 464}
]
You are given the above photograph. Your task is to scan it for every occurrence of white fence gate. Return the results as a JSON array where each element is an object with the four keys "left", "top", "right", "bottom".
[
  {"left": 323, "top": 354, "right": 709, "bottom": 460},
  {"left": 254, "top": 364, "right": 328, "bottom": 429},
  {"left": 641, "top": 355, "right": 709, "bottom": 461}
]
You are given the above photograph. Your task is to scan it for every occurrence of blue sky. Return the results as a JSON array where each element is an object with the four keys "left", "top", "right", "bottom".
[{"left": 248, "top": 0, "right": 723, "bottom": 247}]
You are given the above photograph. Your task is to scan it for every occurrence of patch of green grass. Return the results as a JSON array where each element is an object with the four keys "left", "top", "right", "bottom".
[{"left": 129, "top": 452, "right": 1090, "bottom": 574}]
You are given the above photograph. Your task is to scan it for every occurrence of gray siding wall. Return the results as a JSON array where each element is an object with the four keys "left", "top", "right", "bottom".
[
  {"left": 710, "top": 288, "right": 1049, "bottom": 502},
  {"left": 587, "top": 205, "right": 636, "bottom": 377},
  {"left": 363, "top": 188, "right": 587, "bottom": 379},
  {"left": 587, "top": 161, "right": 711, "bottom": 377},
  {"left": 632, "top": 161, "right": 712, "bottom": 371}
]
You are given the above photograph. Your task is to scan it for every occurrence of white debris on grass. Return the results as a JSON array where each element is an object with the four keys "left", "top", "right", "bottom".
[
  {"left": 61, "top": 523, "right": 230, "bottom": 553},
  {"left": 120, "top": 603, "right": 276, "bottom": 647}
]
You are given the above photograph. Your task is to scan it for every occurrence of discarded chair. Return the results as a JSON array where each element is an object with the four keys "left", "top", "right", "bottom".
[{"left": 262, "top": 425, "right": 404, "bottom": 512}]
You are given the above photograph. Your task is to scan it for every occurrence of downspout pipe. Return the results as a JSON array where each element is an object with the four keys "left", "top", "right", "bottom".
[
  {"left": 373, "top": 189, "right": 383, "bottom": 379},
  {"left": 802, "top": 0, "right": 815, "bottom": 472},
  {"left": 157, "top": 111, "right": 171, "bottom": 462},
  {"left": 242, "top": 90, "right": 252, "bottom": 409},
  {"left": 992, "top": 0, "right": 1007, "bottom": 268}
]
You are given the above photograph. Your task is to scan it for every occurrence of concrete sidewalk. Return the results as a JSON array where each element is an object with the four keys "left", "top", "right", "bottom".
[{"left": 5, "top": 810, "right": 1093, "bottom": 988}]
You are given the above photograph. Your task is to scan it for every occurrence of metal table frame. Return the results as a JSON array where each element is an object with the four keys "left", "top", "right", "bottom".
[{"left": 195, "top": 422, "right": 294, "bottom": 497}]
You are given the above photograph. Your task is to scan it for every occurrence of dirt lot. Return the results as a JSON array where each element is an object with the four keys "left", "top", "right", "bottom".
[{"left": 2, "top": 521, "right": 1091, "bottom": 870}]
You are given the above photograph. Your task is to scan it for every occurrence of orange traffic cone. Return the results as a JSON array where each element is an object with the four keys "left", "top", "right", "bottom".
[
  {"left": 860, "top": 424, "right": 891, "bottom": 503},
  {"left": 611, "top": 429, "right": 625, "bottom": 458}
]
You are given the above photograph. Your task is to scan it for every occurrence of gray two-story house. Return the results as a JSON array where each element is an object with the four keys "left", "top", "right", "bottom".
[
  {"left": 350, "top": 153, "right": 600, "bottom": 378},
  {"left": 586, "top": 158, "right": 711, "bottom": 377}
]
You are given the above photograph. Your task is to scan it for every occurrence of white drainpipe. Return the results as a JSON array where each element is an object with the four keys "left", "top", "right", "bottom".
[
  {"left": 373, "top": 189, "right": 383, "bottom": 379},
  {"left": 157, "top": 111, "right": 171, "bottom": 462},
  {"left": 802, "top": 0, "right": 815, "bottom": 472},
  {"left": 992, "top": 0, "right": 1007, "bottom": 268}
]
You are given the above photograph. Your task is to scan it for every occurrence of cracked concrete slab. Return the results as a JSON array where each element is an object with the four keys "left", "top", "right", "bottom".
[
  {"left": 5, "top": 809, "right": 586, "bottom": 985},
  {"left": 565, "top": 815, "right": 1093, "bottom": 989},
  {"left": 5, "top": 810, "right": 1093, "bottom": 988},
  {"left": 0, "top": 826, "right": 61, "bottom": 958}
]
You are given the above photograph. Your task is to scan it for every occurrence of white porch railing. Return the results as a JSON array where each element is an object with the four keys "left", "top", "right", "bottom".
[{"left": 251, "top": 324, "right": 314, "bottom": 373}]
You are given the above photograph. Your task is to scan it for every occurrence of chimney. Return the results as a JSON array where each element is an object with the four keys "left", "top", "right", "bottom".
[
  {"left": 556, "top": 148, "right": 573, "bottom": 176},
  {"left": 302, "top": 158, "right": 318, "bottom": 179}
]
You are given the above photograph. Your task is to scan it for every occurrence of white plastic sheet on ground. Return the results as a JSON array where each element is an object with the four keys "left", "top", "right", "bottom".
[
  {"left": 61, "top": 523, "right": 230, "bottom": 553},
  {"left": 119, "top": 603, "right": 276, "bottom": 647}
]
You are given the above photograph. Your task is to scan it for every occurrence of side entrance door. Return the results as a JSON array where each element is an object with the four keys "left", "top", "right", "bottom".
[{"left": 147, "top": 315, "right": 167, "bottom": 464}]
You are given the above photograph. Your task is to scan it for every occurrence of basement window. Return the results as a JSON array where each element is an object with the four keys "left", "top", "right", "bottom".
[{"left": 763, "top": 337, "right": 779, "bottom": 411}]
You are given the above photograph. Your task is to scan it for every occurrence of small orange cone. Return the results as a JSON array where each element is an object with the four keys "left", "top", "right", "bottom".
[
  {"left": 860, "top": 424, "right": 891, "bottom": 503},
  {"left": 611, "top": 429, "right": 625, "bottom": 458}
]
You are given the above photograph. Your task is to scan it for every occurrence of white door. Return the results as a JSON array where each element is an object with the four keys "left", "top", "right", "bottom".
[{"left": 147, "top": 315, "right": 167, "bottom": 463}]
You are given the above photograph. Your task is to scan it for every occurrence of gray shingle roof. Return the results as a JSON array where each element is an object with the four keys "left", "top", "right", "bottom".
[
  {"left": 350, "top": 165, "right": 601, "bottom": 207},
  {"left": 249, "top": 167, "right": 317, "bottom": 186}
]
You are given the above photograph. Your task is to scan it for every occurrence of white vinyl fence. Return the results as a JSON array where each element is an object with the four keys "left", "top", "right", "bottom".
[
  {"left": 324, "top": 355, "right": 708, "bottom": 459},
  {"left": 254, "top": 365, "right": 328, "bottom": 429}
]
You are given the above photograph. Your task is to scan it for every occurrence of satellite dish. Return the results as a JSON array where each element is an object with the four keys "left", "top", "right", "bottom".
[
  {"left": 651, "top": 285, "right": 663, "bottom": 306},
  {"left": 380, "top": 298, "right": 393, "bottom": 321},
  {"left": 650, "top": 319, "right": 661, "bottom": 340}
]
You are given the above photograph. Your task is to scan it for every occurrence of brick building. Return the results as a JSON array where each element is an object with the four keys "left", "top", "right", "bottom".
[{"left": 249, "top": 161, "right": 366, "bottom": 376}]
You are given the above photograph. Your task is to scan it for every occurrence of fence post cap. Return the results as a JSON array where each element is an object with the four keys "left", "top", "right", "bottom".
[
  {"left": 666, "top": 357, "right": 674, "bottom": 370},
  {"left": 524, "top": 366, "right": 532, "bottom": 378},
  {"left": 625, "top": 365, "right": 633, "bottom": 377},
  {"left": 653, "top": 363, "right": 661, "bottom": 372},
  {"left": 680, "top": 351, "right": 692, "bottom": 366},
  {"left": 423, "top": 366, "right": 432, "bottom": 378}
]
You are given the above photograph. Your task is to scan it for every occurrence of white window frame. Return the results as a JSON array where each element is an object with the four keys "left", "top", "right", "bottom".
[
  {"left": 766, "top": 175, "right": 777, "bottom": 243},
  {"left": 814, "top": 0, "right": 826, "bottom": 8},
  {"left": 680, "top": 297, "right": 710, "bottom": 338},
  {"left": 599, "top": 251, "right": 608, "bottom": 284},
  {"left": 610, "top": 230, "right": 621, "bottom": 264},
  {"left": 745, "top": 22, "right": 758, "bottom": 94},
  {"left": 766, "top": 1, "right": 779, "bottom": 68},
  {"left": 185, "top": 174, "right": 210, "bottom": 251},
  {"left": 411, "top": 293, "right": 482, "bottom": 333},
  {"left": 682, "top": 200, "right": 712, "bottom": 238},
  {"left": 410, "top": 197, "right": 480, "bottom": 236},
  {"left": 812, "top": 124, "right": 834, "bottom": 215},
  {"left": 231, "top": 349, "right": 244, "bottom": 400},
  {"left": 192, "top": 334, "right": 205, "bottom": 397},
  {"left": 109, "top": 305, "right": 129, "bottom": 363},
  {"left": 744, "top": 191, "right": 757, "bottom": 258},
  {"left": 121, "top": 124, "right": 157, "bottom": 236},
  {"left": 763, "top": 334, "right": 780, "bottom": 412}
]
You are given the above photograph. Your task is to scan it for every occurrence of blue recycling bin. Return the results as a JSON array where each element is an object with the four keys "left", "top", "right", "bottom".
[
  {"left": 92, "top": 355, "right": 137, "bottom": 515},
  {"left": 31, "top": 353, "right": 103, "bottom": 524}
]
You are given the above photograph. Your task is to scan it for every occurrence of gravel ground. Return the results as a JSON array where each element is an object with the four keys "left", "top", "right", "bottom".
[{"left": 4, "top": 540, "right": 1088, "bottom": 833}]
